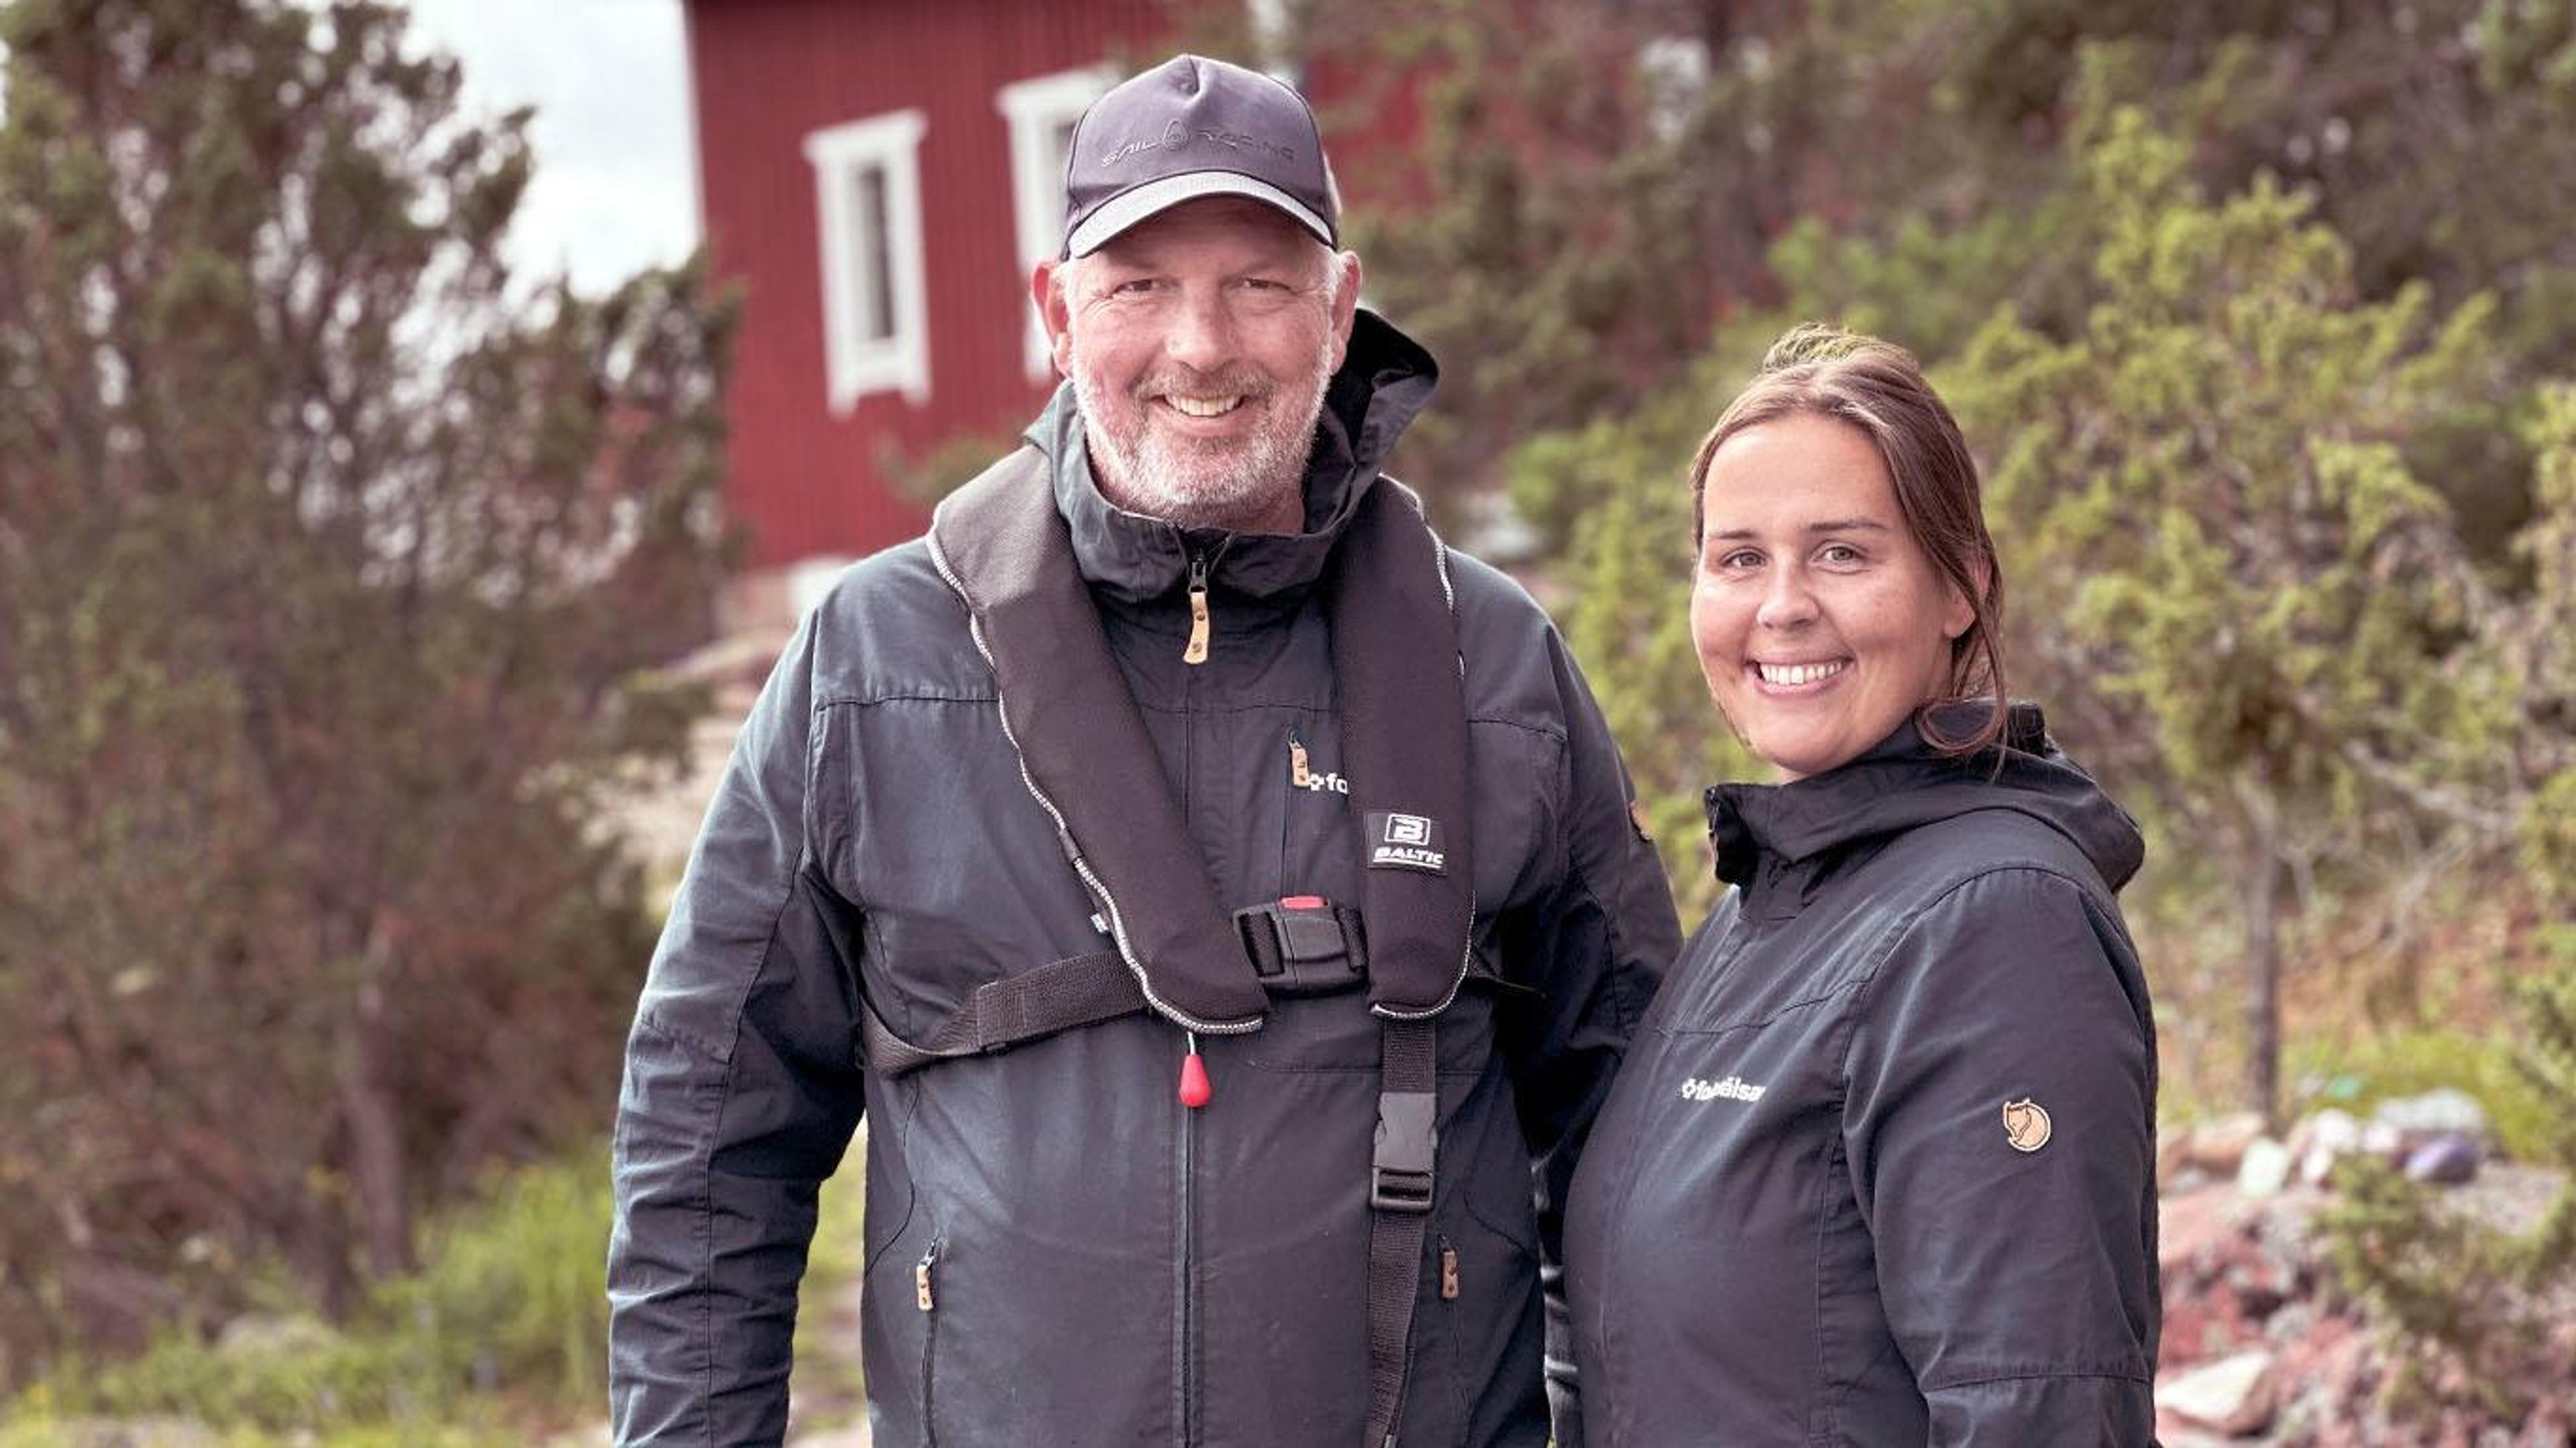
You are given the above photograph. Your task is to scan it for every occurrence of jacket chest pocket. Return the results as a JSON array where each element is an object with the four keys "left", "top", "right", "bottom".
[{"left": 840, "top": 699, "right": 1109, "bottom": 1043}]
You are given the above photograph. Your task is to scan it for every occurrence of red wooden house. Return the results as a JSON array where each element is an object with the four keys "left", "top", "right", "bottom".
[{"left": 681, "top": 0, "right": 1219, "bottom": 573}]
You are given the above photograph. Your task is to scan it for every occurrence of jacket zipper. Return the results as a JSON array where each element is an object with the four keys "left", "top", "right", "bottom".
[
  {"left": 1175, "top": 1038, "right": 1199, "bottom": 1447},
  {"left": 925, "top": 529, "right": 1261, "bottom": 1037},
  {"left": 1182, "top": 549, "right": 1212, "bottom": 665},
  {"left": 916, "top": 1237, "right": 943, "bottom": 1439}
]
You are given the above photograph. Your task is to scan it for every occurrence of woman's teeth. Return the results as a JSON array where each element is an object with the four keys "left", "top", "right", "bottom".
[{"left": 1758, "top": 660, "right": 1847, "bottom": 686}]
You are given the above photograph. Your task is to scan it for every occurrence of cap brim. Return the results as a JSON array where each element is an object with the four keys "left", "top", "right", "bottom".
[{"left": 1065, "top": 171, "right": 1334, "bottom": 258}]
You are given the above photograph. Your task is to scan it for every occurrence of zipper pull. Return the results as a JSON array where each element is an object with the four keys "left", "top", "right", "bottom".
[
  {"left": 1183, "top": 551, "right": 1212, "bottom": 665},
  {"left": 1289, "top": 725, "right": 1311, "bottom": 788},
  {"left": 1178, "top": 1032, "right": 1212, "bottom": 1109},
  {"left": 1439, "top": 1237, "right": 1461, "bottom": 1300},
  {"left": 914, "top": 1243, "right": 939, "bottom": 1311}
]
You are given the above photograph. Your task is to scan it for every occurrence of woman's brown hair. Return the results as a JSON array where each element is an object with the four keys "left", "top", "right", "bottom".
[{"left": 1687, "top": 323, "right": 2009, "bottom": 757}]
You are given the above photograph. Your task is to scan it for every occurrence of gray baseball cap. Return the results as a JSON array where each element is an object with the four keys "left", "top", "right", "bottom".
[{"left": 1061, "top": 54, "right": 1339, "bottom": 259}]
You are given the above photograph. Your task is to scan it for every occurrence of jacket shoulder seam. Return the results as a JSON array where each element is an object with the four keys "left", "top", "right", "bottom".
[{"left": 1833, "top": 862, "right": 2113, "bottom": 1087}]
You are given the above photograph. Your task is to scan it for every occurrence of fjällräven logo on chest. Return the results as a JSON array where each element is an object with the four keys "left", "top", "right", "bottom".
[{"left": 1366, "top": 812, "right": 1446, "bottom": 873}]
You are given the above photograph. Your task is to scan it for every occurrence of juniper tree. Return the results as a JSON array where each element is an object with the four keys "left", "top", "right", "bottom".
[
  {"left": 0, "top": 0, "right": 732, "bottom": 1374},
  {"left": 1947, "top": 109, "right": 2546, "bottom": 1126}
]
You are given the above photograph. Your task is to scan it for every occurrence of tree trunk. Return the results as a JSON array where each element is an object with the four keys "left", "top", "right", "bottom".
[
  {"left": 336, "top": 920, "right": 415, "bottom": 1280},
  {"left": 2237, "top": 786, "right": 2286, "bottom": 1132}
]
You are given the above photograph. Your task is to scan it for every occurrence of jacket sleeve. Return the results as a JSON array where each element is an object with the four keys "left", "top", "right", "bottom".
[
  {"left": 1842, "top": 867, "right": 2157, "bottom": 1446},
  {"left": 607, "top": 612, "right": 867, "bottom": 1447},
  {"left": 1496, "top": 629, "right": 1681, "bottom": 1447}
]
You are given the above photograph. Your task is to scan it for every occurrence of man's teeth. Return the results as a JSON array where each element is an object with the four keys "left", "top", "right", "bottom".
[
  {"left": 1758, "top": 661, "right": 1847, "bottom": 686},
  {"left": 1165, "top": 394, "right": 1244, "bottom": 418}
]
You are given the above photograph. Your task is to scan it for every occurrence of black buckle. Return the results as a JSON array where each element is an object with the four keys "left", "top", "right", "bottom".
[
  {"left": 1370, "top": 1089, "right": 1436, "bottom": 1213},
  {"left": 1234, "top": 896, "right": 1367, "bottom": 997}
]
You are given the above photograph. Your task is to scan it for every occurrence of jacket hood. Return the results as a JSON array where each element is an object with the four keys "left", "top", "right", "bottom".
[
  {"left": 1706, "top": 702, "right": 2145, "bottom": 895},
  {"left": 1026, "top": 308, "right": 1440, "bottom": 606}
]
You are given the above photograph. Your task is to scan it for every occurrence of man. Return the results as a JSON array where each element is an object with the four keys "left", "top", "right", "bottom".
[{"left": 608, "top": 53, "right": 1678, "bottom": 1448}]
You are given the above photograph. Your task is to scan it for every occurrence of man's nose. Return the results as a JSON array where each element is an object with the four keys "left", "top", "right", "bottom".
[{"left": 1163, "top": 286, "right": 1236, "bottom": 372}]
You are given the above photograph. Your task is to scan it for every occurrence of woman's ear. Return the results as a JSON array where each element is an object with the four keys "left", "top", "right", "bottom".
[{"left": 1943, "top": 554, "right": 1989, "bottom": 641}]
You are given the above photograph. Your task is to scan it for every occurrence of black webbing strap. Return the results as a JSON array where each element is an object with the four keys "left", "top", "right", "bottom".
[
  {"left": 931, "top": 449, "right": 1269, "bottom": 1029},
  {"left": 1364, "top": 1015, "right": 1438, "bottom": 1448},
  {"left": 857, "top": 950, "right": 1143, "bottom": 1079}
]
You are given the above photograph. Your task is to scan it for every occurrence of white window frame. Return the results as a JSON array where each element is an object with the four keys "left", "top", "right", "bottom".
[
  {"left": 803, "top": 109, "right": 930, "bottom": 412},
  {"left": 996, "top": 67, "right": 1114, "bottom": 382},
  {"left": 1637, "top": 36, "right": 1711, "bottom": 144}
]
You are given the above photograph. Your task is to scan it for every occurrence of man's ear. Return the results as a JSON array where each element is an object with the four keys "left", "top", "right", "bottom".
[
  {"left": 1032, "top": 258, "right": 1075, "bottom": 379},
  {"left": 1327, "top": 249, "right": 1361, "bottom": 372}
]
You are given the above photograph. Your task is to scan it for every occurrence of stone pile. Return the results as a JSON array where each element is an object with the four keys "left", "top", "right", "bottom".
[{"left": 2152, "top": 1095, "right": 2573, "bottom": 1446}]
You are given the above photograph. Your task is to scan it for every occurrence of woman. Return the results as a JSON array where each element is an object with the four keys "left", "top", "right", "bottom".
[{"left": 1563, "top": 325, "right": 2157, "bottom": 1445}]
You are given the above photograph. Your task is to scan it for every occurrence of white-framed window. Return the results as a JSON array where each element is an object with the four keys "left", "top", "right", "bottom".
[
  {"left": 997, "top": 67, "right": 1112, "bottom": 382},
  {"left": 803, "top": 109, "right": 930, "bottom": 412},
  {"left": 1636, "top": 36, "right": 1711, "bottom": 143}
]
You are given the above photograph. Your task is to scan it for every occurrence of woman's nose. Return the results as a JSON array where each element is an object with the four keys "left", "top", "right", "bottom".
[{"left": 1756, "top": 567, "right": 1817, "bottom": 630}]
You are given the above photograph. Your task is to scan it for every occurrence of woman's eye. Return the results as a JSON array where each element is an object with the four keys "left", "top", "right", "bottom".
[
  {"left": 1818, "top": 543, "right": 1864, "bottom": 565},
  {"left": 1716, "top": 549, "right": 1763, "bottom": 571}
]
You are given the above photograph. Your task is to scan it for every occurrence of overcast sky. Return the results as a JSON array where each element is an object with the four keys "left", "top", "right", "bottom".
[{"left": 400, "top": 0, "right": 701, "bottom": 296}]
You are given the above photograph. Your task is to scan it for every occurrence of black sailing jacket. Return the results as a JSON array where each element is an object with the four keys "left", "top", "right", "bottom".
[
  {"left": 606, "top": 312, "right": 1679, "bottom": 1447},
  {"left": 1564, "top": 707, "right": 2158, "bottom": 1445}
]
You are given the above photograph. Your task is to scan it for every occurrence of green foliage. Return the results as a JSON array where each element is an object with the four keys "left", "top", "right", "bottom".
[
  {"left": 1508, "top": 339, "right": 1773, "bottom": 915},
  {"left": 2320, "top": 956, "right": 2576, "bottom": 1421},
  {"left": 1941, "top": 109, "right": 2549, "bottom": 1123},
  {"left": 0, "top": 0, "right": 735, "bottom": 1380},
  {"left": 2320, "top": 1158, "right": 2559, "bottom": 1421},
  {"left": 0, "top": 1145, "right": 891, "bottom": 1443},
  {"left": 877, "top": 423, "right": 1033, "bottom": 508},
  {"left": 3, "top": 1154, "right": 613, "bottom": 1439}
]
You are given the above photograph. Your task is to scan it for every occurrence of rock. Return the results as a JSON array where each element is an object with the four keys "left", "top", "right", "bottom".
[
  {"left": 2182, "top": 1112, "right": 2271, "bottom": 1177},
  {"left": 213, "top": 1311, "right": 339, "bottom": 1357},
  {"left": 2402, "top": 1132, "right": 2482, "bottom": 1184},
  {"left": 2238, "top": 1137, "right": 2294, "bottom": 1198},
  {"left": 2158, "top": 1127, "right": 2197, "bottom": 1188},
  {"left": 2159, "top": 1348, "right": 2279, "bottom": 1436},
  {"left": 2288, "top": 1107, "right": 2363, "bottom": 1186},
  {"left": 2369, "top": 1088, "right": 2491, "bottom": 1154}
]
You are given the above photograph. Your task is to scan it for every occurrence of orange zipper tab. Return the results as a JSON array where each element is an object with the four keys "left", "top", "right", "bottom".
[{"left": 1183, "top": 552, "right": 1212, "bottom": 665}]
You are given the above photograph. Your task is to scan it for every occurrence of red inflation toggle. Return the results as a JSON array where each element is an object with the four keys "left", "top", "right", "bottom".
[
  {"left": 1178, "top": 1050, "right": 1212, "bottom": 1109},
  {"left": 1280, "top": 894, "right": 1326, "bottom": 909}
]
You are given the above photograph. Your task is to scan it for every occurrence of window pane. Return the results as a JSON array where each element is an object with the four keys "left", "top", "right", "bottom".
[
  {"left": 855, "top": 164, "right": 895, "bottom": 343},
  {"left": 1046, "top": 117, "right": 1081, "bottom": 227}
]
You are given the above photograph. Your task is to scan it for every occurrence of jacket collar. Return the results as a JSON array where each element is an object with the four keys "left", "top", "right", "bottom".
[
  {"left": 1706, "top": 702, "right": 2145, "bottom": 896},
  {"left": 1030, "top": 309, "right": 1439, "bottom": 606}
]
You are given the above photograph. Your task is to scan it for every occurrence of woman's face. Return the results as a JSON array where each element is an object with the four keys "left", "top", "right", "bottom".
[{"left": 1691, "top": 412, "right": 1972, "bottom": 782}]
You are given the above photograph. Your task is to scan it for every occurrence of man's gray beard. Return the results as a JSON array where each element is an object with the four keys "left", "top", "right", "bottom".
[{"left": 1073, "top": 338, "right": 1335, "bottom": 533}]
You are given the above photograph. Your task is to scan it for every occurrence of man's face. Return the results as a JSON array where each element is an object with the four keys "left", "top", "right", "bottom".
[{"left": 1036, "top": 197, "right": 1360, "bottom": 535}]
